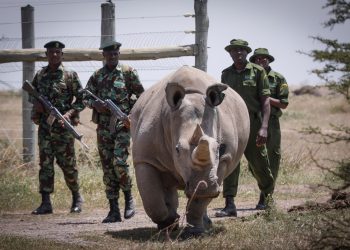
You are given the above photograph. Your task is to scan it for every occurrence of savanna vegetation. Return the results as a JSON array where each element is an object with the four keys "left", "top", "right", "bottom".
[
  {"left": 1, "top": 1, "right": 349, "bottom": 249},
  {"left": 0, "top": 84, "right": 349, "bottom": 249}
]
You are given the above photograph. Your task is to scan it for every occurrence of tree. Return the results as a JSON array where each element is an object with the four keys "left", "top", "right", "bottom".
[
  {"left": 301, "top": 2, "right": 350, "bottom": 248},
  {"left": 308, "top": 0, "right": 350, "bottom": 101}
]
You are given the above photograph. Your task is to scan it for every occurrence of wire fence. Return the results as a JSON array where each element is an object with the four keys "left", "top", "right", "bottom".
[
  {"left": 0, "top": 0, "right": 196, "bottom": 159},
  {"left": 0, "top": 32, "right": 194, "bottom": 90}
]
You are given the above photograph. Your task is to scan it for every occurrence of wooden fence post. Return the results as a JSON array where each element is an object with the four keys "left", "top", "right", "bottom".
[
  {"left": 194, "top": 0, "right": 208, "bottom": 72},
  {"left": 101, "top": 0, "right": 115, "bottom": 57},
  {"left": 21, "top": 5, "right": 35, "bottom": 163}
]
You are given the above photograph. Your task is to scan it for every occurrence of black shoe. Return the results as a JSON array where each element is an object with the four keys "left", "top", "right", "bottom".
[
  {"left": 102, "top": 199, "right": 122, "bottom": 223},
  {"left": 71, "top": 191, "right": 83, "bottom": 213},
  {"left": 32, "top": 203, "right": 53, "bottom": 215},
  {"left": 123, "top": 191, "right": 135, "bottom": 219},
  {"left": 102, "top": 211, "right": 122, "bottom": 223},
  {"left": 256, "top": 192, "right": 266, "bottom": 210},
  {"left": 32, "top": 192, "right": 52, "bottom": 215},
  {"left": 215, "top": 196, "right": 237, "bottom": 217}
]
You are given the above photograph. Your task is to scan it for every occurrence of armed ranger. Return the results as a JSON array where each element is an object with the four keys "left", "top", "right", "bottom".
[
  {"left": 82, "top": 89, "right": 129, "bottom": 133},
  {"left": 22, "top": 80, "right": 88, "bottom": 149}
]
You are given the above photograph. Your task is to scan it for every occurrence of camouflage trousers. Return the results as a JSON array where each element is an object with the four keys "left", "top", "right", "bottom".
[
  {"left": 97, "top": 124, "right": 132, "bottom": 200},
  {"left": 38, "top": 124, "right": 79, "bottom": 194},
  {"left": 223, "top": 114, "right": 274, "bottom": 197}
]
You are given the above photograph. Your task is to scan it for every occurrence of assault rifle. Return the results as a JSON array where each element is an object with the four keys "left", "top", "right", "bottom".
[
  {"left": 22, "top": 80, "right": 89, "bottom": 149},
  {"left": 81, "top": 89, "right": 129, "bottom": 133}
]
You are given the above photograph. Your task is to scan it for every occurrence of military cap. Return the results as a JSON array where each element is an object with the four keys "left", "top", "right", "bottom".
[
  {"left": 44, "top": 40, "right": 65, "bottom": 49},
  {"left": 249, "top": 48, "right": 275, "bottom": 63},
  {"left": 99, "top": 40, "right": 122, "bottom": 51},
  {"left": 224, "top": 39, "right": 252, "bottom": 53}
]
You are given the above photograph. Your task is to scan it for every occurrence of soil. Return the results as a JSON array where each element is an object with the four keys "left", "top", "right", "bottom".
[{"left": 0, "top": 195, "right": 336, "bottom": 246}]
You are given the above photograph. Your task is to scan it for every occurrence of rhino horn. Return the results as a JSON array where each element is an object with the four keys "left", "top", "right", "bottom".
[
  {"left": 205, "top": 83, "right": 228, "bottom": 107},
  {"left": 190, "top": 124, "right": 204, "bottom": 146},
  {"left": 165, "top": 82, "right": 185, "bottom": 110},
  {"left": 192, "top": 138, "right": 211, "bottom": 166}
]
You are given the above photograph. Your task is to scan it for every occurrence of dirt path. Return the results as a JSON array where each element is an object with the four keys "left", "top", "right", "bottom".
[{"left": 0, "top": 198, "right": 318, "bottom": 246}]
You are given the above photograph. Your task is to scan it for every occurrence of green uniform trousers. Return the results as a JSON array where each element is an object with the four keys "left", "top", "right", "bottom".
[
  {"left": 266, "top": 116, "right": 281, "bottom": 182},
  {"left": 97, "top": 124, "right": 132, "bottom": 200},
  {"left": 223, "top": 114, "right": 274, "bottom": 197}
]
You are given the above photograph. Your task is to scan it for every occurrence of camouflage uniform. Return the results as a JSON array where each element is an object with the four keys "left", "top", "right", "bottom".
[
  {"left": 265, "top": 68, "right": 289, "bottom": 181},
  {"left": 221, "top": 62, "right": 274, "bottom": 198},
  {"left": 30, "top": 64, "right": 85, "bottom": 194},
  {"left": 84, "top": 64, "right": 144, "bottom": 200}
]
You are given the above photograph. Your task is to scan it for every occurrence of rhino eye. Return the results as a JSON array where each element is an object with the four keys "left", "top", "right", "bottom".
[{"left": 175, "top": 144, "right": 180, "bottom": 154}]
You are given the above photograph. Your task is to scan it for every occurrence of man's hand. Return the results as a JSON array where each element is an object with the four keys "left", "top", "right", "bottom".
[
  {"left": 31, "top": 112, "right": 40, "bottom": 125},
  {"left": 123, "top": 116, "right": 131, "bottom": 129},
  {"left": 59, "top": 109, "right": 76, "bottom": 127},
  {"left": 256, "top": 127, "right": 268, "bottom": 147},
  {"left": 33, "top": 100, "right": 44, "bottom": 113},
  {"left": 92, "top": 100, "right": 108, "bottom": 113}
]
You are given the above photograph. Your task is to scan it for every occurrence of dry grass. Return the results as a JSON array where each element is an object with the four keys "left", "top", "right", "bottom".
[{"left": 0, "top": 87, "right": 349, "bottom": 249}]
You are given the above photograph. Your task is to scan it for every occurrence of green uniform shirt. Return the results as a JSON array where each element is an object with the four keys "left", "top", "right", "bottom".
[
  {"left": 221, "top": 62, "right": 270, "bottom": 114},
  {"left": 84, "top": 63, "right": 144, "bottom": 126},
  {"left": 266, "top": 67, "right": 289, "bottom": 117},
  {"left": 30, "top": 64, "right": 85, "bottom": 127}
]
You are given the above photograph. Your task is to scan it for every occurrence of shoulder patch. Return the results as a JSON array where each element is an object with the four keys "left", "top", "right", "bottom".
[
  {"left": 121, "top": 64, "right": 131, "bottom": 72},
  {"left": 280, "top": 83, "right": 288, "bottom": 90}
]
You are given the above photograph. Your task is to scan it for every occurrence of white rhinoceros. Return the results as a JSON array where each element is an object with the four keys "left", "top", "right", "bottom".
[{"left": 130, "top": 66, "right": 249, "bottom": 236}]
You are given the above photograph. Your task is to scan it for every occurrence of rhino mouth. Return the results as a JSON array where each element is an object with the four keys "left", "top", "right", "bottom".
[
  {"left": 185, "top": 191, "right": 220, "bottom": 199},
  {"left": 185, "top": 180, "right": 220, "bottom": 199}
]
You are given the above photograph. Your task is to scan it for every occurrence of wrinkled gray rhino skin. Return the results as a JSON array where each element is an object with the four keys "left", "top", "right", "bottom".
[{"left": 130, "top": 66, "right": 249, "bottom": 236}]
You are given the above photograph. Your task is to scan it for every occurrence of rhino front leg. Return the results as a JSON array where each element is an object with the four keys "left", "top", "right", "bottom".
[
  {"left": 183, "top": 198, "right": 212, "bottom": 237},
  {"left": 135, "top": 163, "right": 179, "bottom": 230}
]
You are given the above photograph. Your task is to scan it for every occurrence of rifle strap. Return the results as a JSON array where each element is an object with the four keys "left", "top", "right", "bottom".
[
  {"left": 120, "top": 64, "right": 133, "bottom": 103},
  {"left": 64, "top": 70, "right": 74, "bottom": 93}
]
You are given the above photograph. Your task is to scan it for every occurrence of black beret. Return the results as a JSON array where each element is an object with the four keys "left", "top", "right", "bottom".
[
  {"left": 44, "top": 41, "right": 65, "bottom": 49},
  {"left": 99, "top": 41, "right": 122, "bottom": 51}
]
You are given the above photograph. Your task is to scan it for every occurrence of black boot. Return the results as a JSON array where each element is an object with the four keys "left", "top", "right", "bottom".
[
  {"left": 71, "top": 191, "right": 83, "bottom": 213},
  {"left": 102, "top": 199, "right": 122, "bottom": 223},
  {"left": 123, "top": 190, "right": 135, "bottom": 219},
  {"left": 215, "top": 196, "right": 237, "bottom": 217},
  {"left": 256, "top": 192, "right": 266, "bottom": 210},
  {"left": 32, "top": 192, "right": 53, "bottom": 215}
]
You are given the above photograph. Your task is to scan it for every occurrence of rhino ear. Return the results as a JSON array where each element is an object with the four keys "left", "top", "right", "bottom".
[
  {"left": 190, "top": 124, "right": 204, "bottom": 146},
  {"left": 165, "top": 82, "right": 186, "bottom": 110},
  {"left": 205, "top": 83, "right": 228, "bottom": 107}
]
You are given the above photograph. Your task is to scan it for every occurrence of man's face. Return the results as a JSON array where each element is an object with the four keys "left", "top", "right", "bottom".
[
  {"left": 229, "top": 47, "right": 248, "bottom": 64},
  {"left": 254, "top": 55, "right": 270, "bottom": 69},
  {"left": 46, "top": 48, "right": 63, "bottom": 65},
  {"left": 103, "top": 49, "right": 120, "bottom": 67}
]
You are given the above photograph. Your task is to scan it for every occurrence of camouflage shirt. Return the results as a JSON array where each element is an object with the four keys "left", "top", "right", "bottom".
[
  {"left": 84, "top": 63, "right": 144, "bottom": 126},
  {"left": 265, "top": 67, "right": 289, "bottom": 117},
  {"left": 30, "top": 63, "right": 85, "bottom": 127},
  {"left": 221, "top": 62, "right": 270, "bottom": 114}
]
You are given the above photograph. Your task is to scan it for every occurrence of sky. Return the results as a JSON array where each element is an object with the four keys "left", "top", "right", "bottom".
[{"left": 0, "top": 0, "right": 349, "bottom": 90}]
